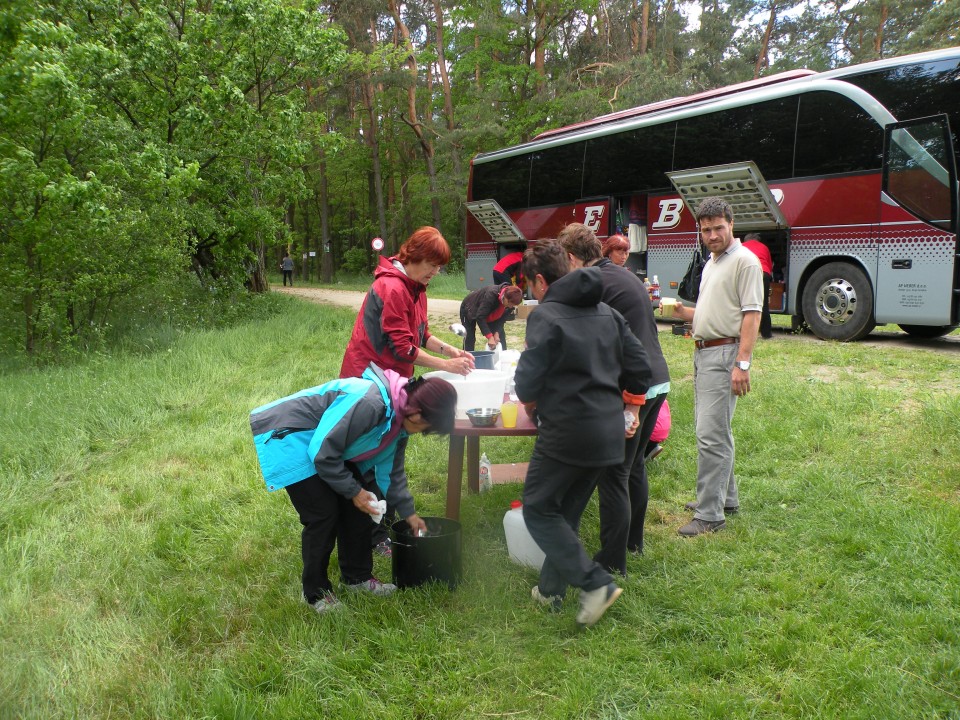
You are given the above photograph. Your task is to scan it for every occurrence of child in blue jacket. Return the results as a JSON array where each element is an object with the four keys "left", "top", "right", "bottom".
[{"left": 250, "top": 364, "right": 456, "bottom": 613}]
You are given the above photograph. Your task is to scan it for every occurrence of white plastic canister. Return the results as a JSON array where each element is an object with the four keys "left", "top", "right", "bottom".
[{"left": 503, "top": 501, "right": 545, "bottom": 571}]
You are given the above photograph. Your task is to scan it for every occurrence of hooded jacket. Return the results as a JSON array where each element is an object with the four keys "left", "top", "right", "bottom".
[
  {"left": 340, "top": 255, "right": 433, "bottom": 379},
  {"left": 514, "top": 266, "right": 653, "bottom": 467},
  {"left": 250, "top": 364, "right": 417, "bottom": 518}
]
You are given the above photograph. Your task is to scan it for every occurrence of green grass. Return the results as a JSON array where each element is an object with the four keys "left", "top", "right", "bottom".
[
  {"left": 271, "top": 269, "right": 470, "bottom": 300},
  {"left": 3, "top": 294, "right": 960, "bottom": 718}
]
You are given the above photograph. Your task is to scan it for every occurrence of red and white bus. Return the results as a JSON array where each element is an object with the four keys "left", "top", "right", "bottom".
[{"left": 465, "top": 47, "right": 960, "bottom": 341}]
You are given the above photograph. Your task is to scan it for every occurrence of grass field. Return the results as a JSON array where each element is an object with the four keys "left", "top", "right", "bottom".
[{"left": 3, "top": 291, "right": 960, "bottom": 718}]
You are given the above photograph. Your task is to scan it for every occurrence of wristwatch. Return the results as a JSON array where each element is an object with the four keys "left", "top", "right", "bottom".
[{"left": 735, "top": 360, "right": 751, "bottom": 371}]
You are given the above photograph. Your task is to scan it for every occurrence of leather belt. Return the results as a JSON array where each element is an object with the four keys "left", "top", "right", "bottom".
[{"left": 694, "top": 337, "right": 739, "bottom": 349}]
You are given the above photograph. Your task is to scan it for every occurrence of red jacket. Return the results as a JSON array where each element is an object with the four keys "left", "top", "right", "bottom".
[{"left": 340, "top": 256, "right": 433, "bottom": 379}]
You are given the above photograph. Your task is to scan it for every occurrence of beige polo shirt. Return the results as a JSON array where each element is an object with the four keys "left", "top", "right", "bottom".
[{"left": 691, "top": 238, "right": 764, "bottom": 341}]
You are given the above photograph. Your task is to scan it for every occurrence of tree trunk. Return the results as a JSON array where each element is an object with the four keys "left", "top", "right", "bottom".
[
  {"left": 361, "top": 74, "right": 389, "bottom": 241},
  {"left": 432, "top": 0, "right": 461, "bottom": 177},
  {"left": 874, "top": 1, "right": 887, "bottom": 56},
  {"left": 318, "top": 152, "right": 333, "bottom": 283},
  {"left": 755, "top": 3, "right": 776, "bottom": 79},
  {"left": 640, "top": 0, "right": 650, "bottom": 54},
  {"left": 389, "top": 0, "right": 442, "bottom": 231}
]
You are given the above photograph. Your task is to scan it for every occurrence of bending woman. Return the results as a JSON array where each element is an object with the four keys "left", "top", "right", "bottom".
[
  {"left": 250, "top": 364, "right": 457, "bottom": 614},
  {"left": 459, "top": 284, "right": 524, "bottom": 351}
]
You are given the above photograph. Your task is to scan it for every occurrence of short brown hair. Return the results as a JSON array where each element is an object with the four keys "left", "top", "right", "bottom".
[
  {"left": 557, "top": 223, "right": 601, "bottom": 265},
  {"left": 523, "top": 239, "right": 569, "bottom": 285},
  {"left": 397, "top": 226, "right": 451, "bottom": 266},
  {"left": 501, "top": 286, "right": 524, "bottom": 305},
  {"left": 695, "top": 197, "right": 734, "bottom": 224}
]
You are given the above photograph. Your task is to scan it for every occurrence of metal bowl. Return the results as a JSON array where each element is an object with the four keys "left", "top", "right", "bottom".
[{"left": 465, "top": 408, "right": 501, "bottom": 427}]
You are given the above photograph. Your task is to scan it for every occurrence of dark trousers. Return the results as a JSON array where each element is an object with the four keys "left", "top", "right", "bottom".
[
  {"left": 285, "top": 472, "right": 374, "bottom": 602},
  {"left": 760, "top": 272, "right": 772, "bottom": 338},
  {"left": 283, "top": 270, "right": 293, "bottom": 286},
  {"left": 594, "top": 393, "right": 667, "bottom": 574},
  {"left": 459, "top": 308, "right": 508, "bottom": 352},
  {"left": 522, "top": 449, "right": 614, "bottom": 598}
]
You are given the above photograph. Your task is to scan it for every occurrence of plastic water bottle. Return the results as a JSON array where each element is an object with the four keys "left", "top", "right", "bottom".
[
  {"left": 651, "top": 275, "right": 661, "bottom": 303},
  {"left": 479, "top": 453, "right": 492, "bottom": 493},
  {"left": 502, "top": 501, "right": 545, "bottom": 570},
  {"left": 643, "top": 277, "right": 652, "bottom": 301}
]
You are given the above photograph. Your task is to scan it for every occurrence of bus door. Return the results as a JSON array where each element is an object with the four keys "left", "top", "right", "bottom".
[
  {"left": 879, "top": 115, "right": 959, "bottom": 328},
  {"left": 665, "top": 161, "right": 789, "bottom": 301}
]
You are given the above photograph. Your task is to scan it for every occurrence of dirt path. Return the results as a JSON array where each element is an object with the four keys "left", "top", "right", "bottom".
[{"left": 274, "top": 286, "right": 960, "bottom": 355}]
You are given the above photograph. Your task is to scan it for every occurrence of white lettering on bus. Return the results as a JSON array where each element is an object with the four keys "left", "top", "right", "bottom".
[
  {"left": 583, "top": 205, "right": 605, "bottom": 232},
  {"left": 772, "top": 189, "right": 784, "bottom": 204},
  {"left": 652, "top": 199, "right": 684, "bottom": 229}
]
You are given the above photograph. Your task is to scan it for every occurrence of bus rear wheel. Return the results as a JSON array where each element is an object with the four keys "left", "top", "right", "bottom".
[
  {"left": 898, "top": 324, "right": 957, "bottom": 338},
  {"left": 801, "top": 262, "right": 875, "bottom": 342}
]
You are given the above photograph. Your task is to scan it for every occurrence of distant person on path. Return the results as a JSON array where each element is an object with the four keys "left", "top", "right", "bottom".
[
  {"left": 250, "top": 365, "right": 457, "bottom": 613},
  {"left": 492, "top": 246, "right": 527, "bottom": 293},
  {"left": 601, "top": 234, "right": 630, "bottom": 267},
  {"left": 459, "top": 284, "right": 524, "bottom": 351},
  {"left": 742, "top": 233, "right": 774, "bottom": 339},
  {"left": 560, "top": 222, "right": 669, "bottom": 571},
  {"left": 281, "top": 252, "right": 295, "bottom": 286},
  {"left": 514, "top": 240, "right": 651, "bottom": 627},
  {"left": 668, "top": 197, "right": 763, "bottom": 537},
  {"left": 340, "top": 226, "right": 475, "bottom": 380}
]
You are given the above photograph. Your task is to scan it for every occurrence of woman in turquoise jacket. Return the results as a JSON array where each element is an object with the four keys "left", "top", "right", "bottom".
[{"left": 250, "top": 364, "right": 456, "bottom": 614}]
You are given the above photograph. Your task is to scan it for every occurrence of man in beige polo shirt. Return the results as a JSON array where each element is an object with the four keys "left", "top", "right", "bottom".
[{"left": 668, "top": 197, "right": 763, "bottom": 536}]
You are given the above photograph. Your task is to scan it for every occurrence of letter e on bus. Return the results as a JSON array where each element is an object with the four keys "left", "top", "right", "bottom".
[
  {"left": 583, "top": 205, "right": 605, "bottom": 233},
  {"left": 652, "top": 199, "right": 684, "bottom": 230}
]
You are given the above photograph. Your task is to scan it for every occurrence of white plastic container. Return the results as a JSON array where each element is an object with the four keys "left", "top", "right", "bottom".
[
  {"left": 503, "top": 501, "right": 545, "bottom": 571},
  {"left": 423, "top": 369, "right": 510, "bottom": 417}
]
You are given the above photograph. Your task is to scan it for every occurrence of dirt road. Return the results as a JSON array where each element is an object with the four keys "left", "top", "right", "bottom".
[{"left": 275, "top": 286, "right": 960, "bottom": 354}]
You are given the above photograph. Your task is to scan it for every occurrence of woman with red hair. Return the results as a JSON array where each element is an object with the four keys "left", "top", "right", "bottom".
[
  {"left": 601, "top": 234, "right": 630, "bottom": 267},
  {"left": 340, "top": 227, "right": 475, "bottom": 379}
]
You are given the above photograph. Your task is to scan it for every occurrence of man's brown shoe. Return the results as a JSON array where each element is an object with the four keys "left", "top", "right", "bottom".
[
  {"left": 684, "top": 500, "right": 739, "bottom": 515},
  {"left": 678, "top": 518, "right": 726, "bottom": 536}
]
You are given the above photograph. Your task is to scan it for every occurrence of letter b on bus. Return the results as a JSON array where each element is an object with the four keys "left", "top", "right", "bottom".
[{"left": 652, "top": 199, "right": 684, "bottom": 230}]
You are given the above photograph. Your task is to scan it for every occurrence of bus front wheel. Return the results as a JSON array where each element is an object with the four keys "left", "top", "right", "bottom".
[{"left": 801, "top": 262, "right": 875, "bottom": 342}]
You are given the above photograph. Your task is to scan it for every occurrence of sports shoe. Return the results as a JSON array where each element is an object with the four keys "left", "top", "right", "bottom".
[
  {"left": 644, "top": 443, "right": 663, "bottom": 463},
  {"left": 678, "top": 518, "right": 726, "bottom": 536},
  {"left": 531, "top": 585, "right": 563, "bottom": 613},
  {"left": 374, "top": 540, "right": 393, "bottom": 558},
  {"left": 346, "top": 577, "right": 397, "bottom": 596},
  {"left": 308, "top": 593, "right": 342, "bottom": 614},
  {"left": 684, "top": 500, "right": 739, "bottom": 515},
  {"left": 576, "top": 582, "right": 622, "bottom": 627}
]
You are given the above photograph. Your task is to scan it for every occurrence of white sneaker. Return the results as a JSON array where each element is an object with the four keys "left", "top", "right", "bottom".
[
  {"left": 308, "top": 593, "right": 342, "bottom": 614},
  {"left": 531, "top": 585, "right": 563, "bottom": 613},
  {"left": 346, "top": 577, "right": 397, "bottom": 596},
  {"left": 576, "top": 582, "right": 622, "bottom": 627}
]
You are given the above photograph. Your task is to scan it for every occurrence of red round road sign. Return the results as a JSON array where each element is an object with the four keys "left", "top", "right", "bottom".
[{"left": 371, "top": 237, "right": 384, "bottom": 251}]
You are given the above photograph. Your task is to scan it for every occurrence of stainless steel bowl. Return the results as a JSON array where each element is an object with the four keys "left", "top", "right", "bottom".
[{"left": 465, "top": 408, "right": 500, "bottom": 427}]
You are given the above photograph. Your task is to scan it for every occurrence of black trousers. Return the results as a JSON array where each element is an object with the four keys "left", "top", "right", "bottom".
[
  {"left": 285, "top": 471, "right": 374, "bottom": 602},
  {"left": 282, "top": 270, "right": 293, "bottom": 286},
  {"left": 594, "top": 393, "right": 667, "bottom": 575},
  {"left": 522, "top": 449, "right": 614, "bottom": 598},
  {"left": 760, "top": 272, "right": 772, "bottom": 338}
]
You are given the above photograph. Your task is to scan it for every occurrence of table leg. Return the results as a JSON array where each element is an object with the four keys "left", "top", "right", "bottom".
[
  {"left": 467, "top": 437, "right": 480, "bottom": 494},
  {"left": 446, "top": 435, "right": 465, "bottom": 521}
]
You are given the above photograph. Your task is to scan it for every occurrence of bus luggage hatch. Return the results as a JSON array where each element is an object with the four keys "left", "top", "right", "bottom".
[
  {"left": 466, "top": 200, "right": 527, "bottom": 243},
  {"left": 666, "top": 161, "right": 788, "bottom": 231}
]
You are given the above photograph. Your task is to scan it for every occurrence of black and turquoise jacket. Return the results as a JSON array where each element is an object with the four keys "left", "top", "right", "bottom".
[{"left": 250, "top": 365, "right": 416, "bottom": 518}]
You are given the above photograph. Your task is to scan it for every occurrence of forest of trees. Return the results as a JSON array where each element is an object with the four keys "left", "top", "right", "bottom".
[{"left": 1, "top": 0, "right": 957, "bottom": 357}]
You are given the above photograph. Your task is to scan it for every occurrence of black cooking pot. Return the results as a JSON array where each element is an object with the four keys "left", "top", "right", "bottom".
[{"left": 390, "top": 517, "right": 462, "bottom": 590}]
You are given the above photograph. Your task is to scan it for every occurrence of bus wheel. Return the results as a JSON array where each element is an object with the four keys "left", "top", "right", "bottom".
[
  {"left": 898, "top": 324, "right": 957, "bottom": 338},
  {"left": 801, "top": 262, "right": 875, "bottom": 341}
]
